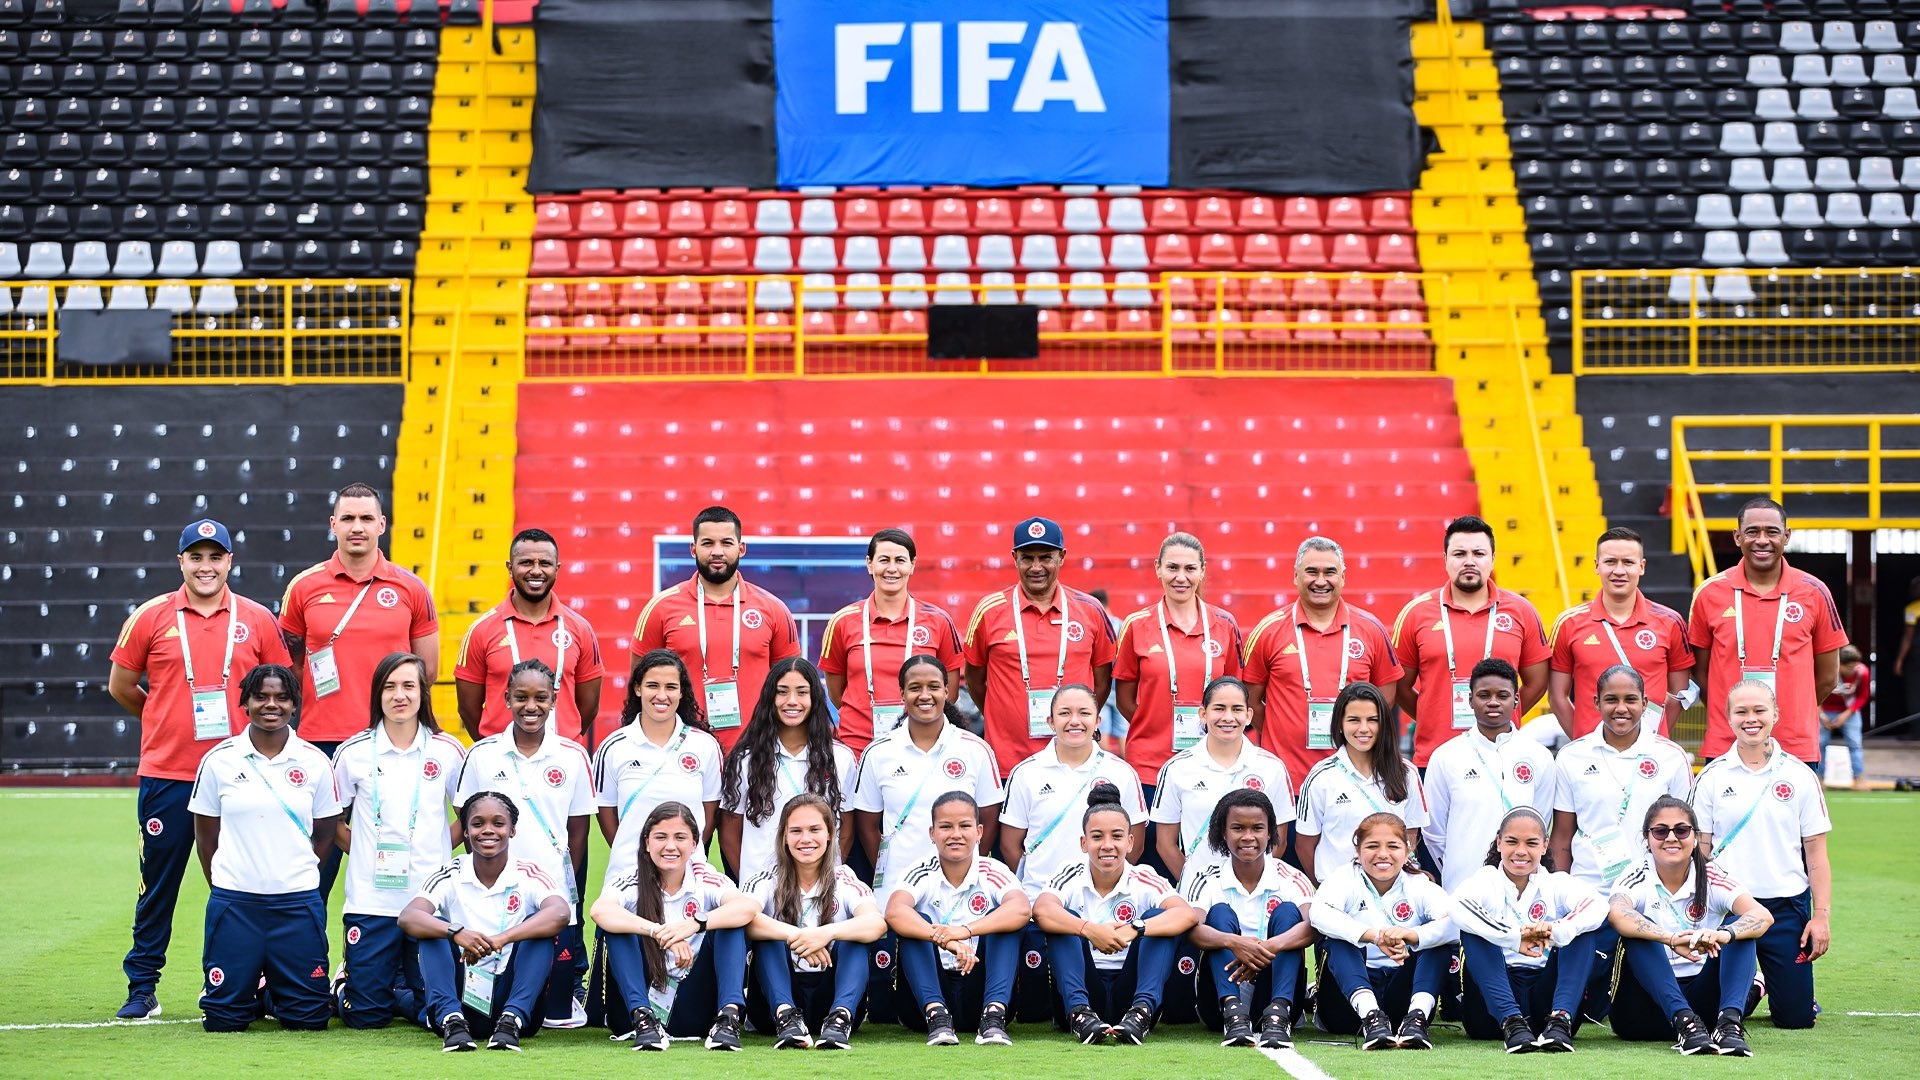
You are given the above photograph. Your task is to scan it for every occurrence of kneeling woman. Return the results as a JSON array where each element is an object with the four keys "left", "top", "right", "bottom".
[
  {"left": 744, "top": 793, "right": 887, "bottom": 1050},
  {"left": 1184, "top": 788, "right": 1315, "bottom": 1050},
  {"left": 399, "top": 792, "right": 571, "bottom": 1051},
  {"left": 1452, "top": 807, "right": 1606, "bottom": 1053},
  {"left": 1308, "top": 812, "right": 1458, "bottom": 1051},
  {"left": 590, "top": 801, "right": 760, "bottom": 1051},
  {"left": 1033, "top": 783, "right": 1195, "bottom": 1046},
  {"left": 885, "top": 791, "right": 1032, "bottom": 1046},
  {"left": 1608, "top": 796, "right": 1773, "bottom": 1056},
  {"left": 190, "top": 664, "right": 341, "bottom": 1031}
]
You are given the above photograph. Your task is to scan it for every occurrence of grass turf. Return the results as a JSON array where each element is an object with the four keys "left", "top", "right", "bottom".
[{"left": 0, "top": 789, "right": 1914, "bottom": 1079}]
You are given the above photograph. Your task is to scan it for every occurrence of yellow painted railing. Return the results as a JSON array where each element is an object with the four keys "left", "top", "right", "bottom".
[
  {"left": 1508, "top": 300, "right": 1573, "bottom": 613},
  {"left": 1573, "top": 267, "right": 1920, "bottom": 374},
  {"left": 0, "top": 278, "right": 410, "bottom": 384},
  {"left": 1671, "top": 414, "right": 1920, "bottom": 581}
]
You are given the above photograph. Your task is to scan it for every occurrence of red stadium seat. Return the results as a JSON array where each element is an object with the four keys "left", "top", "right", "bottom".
[
  {"left": 533, "top": 201, "right": 572, "bottom": 239},
  {"left": 1167, "top": 307, "right": 1201, "bottom": 342},
  {"left": 1249, "top": 309, "right": 1291, "bottom": 343},
  {"left": 530, "top": 238, "right": 571, "bottom": 274},
  {"left": 1245, "top": 274, "right": 1289, "bottom": 307},
  {"left": 1339, "top": 307, "right": 1384, "bottom": 342},
  {"left": 1383, "top": 307, "right": 1431, "bottom": 342},
  {"left": 527, "top": 280, "right": 568, "bottom": 315},
  {"left": 577, "top": 200, "right": 618, "bottom": 236},
  {"left": 614, "top": 312, "right": 656, "bottom": 346},
  {"left": 1367, "top": 195, "right": 1412, "bottom": 232},
  {"left": 754, "top": 311, "right": 793, "bottom": 343},
  {"left": 662, "top": 278, "right": 704, "bottom": 309},
  {"left": 1149, "top": 196, "right": 1191, "bottom": 231},
  {"left": 667, "top": 200, "right": 707, "bottom": 234},
  {"left": 1197, "top": 233, "right": 1239, "bottom": 267},
  {"left": 1375, "top": 233, "right": 1420, "bottom": 270},
  {"left": 1293, "top": 307, "right": 1338, "bottom": 342},
  {"left": 1070, "top": 308, "right": 1110, "bottom": 333},
  {"left": 1238, "top": 196, "right": 1279, "bottom": 230},
  {"left": 621, "top": 199, "right": 663, "bottom": 235},
  {"left": 616, "top": 237, "right": 661, "bottom": 273},
  {"left": 711, "top": 199, "right": 752, "bottom": 234},
  {"left": 659, "top": 312, "right": 700, "bottom": 343},
  {"left": 570, "top": 313, "right": 611, "bottom": 348},
  {"left": 709, "top": 235, "right": 750, "bottom": 271},
  {"left": 1018, "top": 197, "right": 1059, "bottom": 231},
  {"left": 526, "top": 314, "right": 567, "bottom": 351},
  {"left": 1324, "top": 197, "right": 1367, "bottom": 232},
  {"left": 709, "top": 277, "right": 748, "bottom": 309},
  {"left": 802, "top": 311, "right": 837, "bottom": 335},
  {"left": 1281, "top": 197, "right": 1323, "bottom": 231},
  {"left": 975, "top": 197, "right": 1014, "bottom": 231},
  {"left": 1164, "top": 274, "right": 1198, "bottom": 306},
  {"left": 1379, "top": 275, "right": 1426, "bottom": 310},
  {"left": 1242, "top": 233, "right": 1284, "bottom": 268},
  {"left": 662, "top": 237, "right": 704, "bottom": 271},
  {"left": 1291, "top": 273, "right": 1334, "bottom": 307},
  {"left": 886, "top": 197, "right": 927, "bottom": 231},
  {"left": 930, "top": 198, "right": 971, "bottom": 231},
  {"left": 1204, "top": 309, "right": 1246, "bottom": 344},
  {"left": 708, "top": 311, "right": 748, "bottom": 345},
  {"left": 616, "top": 280, "right": 657, "bottom": 310},
  {"left": 1329, "top": 233, "right": 1373, "bottom": 269},
  {"left": 1152, "top": 233, "right": 1195, "bottom": 269},
  {"left": 574, "top": 238, "right": 616, "bottom": 274},
  {"left": 573, "top": 280, "right": 614, "bottom": 314},
  {"left": 1285, "top": 233, "right": 1329, "bottom": 269},
  {"left": 1114, "top": 308, "right": 1155, "bottom": 332},
  {"left": 1193, "top": 196, "right": 1234, "bottom": 231},
  {"left": 887, "top": 309, "right": 927, "bottom": 334},
  {"left": 844, "top": 198, "right": 884, "bottom": 232},
  {"left": 1335, "top": 275, "right": 1380, "bottom": 307}
]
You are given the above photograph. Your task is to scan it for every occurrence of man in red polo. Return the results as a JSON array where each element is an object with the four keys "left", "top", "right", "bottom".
[
  {"left": 1243, "top": 535, "right": 1402, "bottom": 794},
  {"left": 1391, "top": 515, "right": 1551, "bottom": 768},
  {"left": 631, "top": 505, "right": 800, "bottom": 754},
  {"left": 455, "top": 527, "right": 606, "bottom": 744},
  {"left": 963, "top": 515, "right": 1116, "bottom": 778},
  {"left": 1688, "top": 498, "right": 1846, "bottom": 767},
  {"left": 819, "top": 528, "right": 963, "bottom": 755},
  {"left": 106, "top": 517, "right": 291, "bottom": 1019},
  {"left": 1548, "top": 526, "right": 1693, "bottom": 741}
]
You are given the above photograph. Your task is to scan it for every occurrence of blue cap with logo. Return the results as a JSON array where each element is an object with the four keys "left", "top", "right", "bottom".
[
  {"left": 1012, "top": 516, "right": 1065, "bottom": 551},
  {"left": 179, "top": 518, "right": 233, "bottom": 554}
]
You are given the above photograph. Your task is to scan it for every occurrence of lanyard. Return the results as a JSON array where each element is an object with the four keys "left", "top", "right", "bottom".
[
  {"left": 620, "top": 724, "right": 690, "bottom": 819},
  {"left": 1596, "top": 746, "right": 1644, "bottom": 825},
  {"left": 1332, "top": 750, "right": 1388, "bottom": 814},
  {"left": 176, "top": 604, "right": 238, "bottom": 691},
  {"left": 888, "top": 739, "right": 947, "bottom": 840},
  {"left": 1026, "top": 749, "right": 1108, "bottom": 853},
  {"left": 505, "top": 614, "right": 568, "bottom": 689},
  {"left": 1715, "top": 744, "right": 1786, "bottom": 852},
  {"left": 1467, "top": 736, "right": 1516, "bottom": 813},
  {"left": 1293, "top": 605, "right": 1352, "bottom": 700},
  {"left": 243, "top": 751, "right": 311, "bottom": 835},
  {"left": 934, "top": 872, "right": 982, "bottom": 925},
  {"left": 1374, "top": 875, "right": 1413, "bottom": 925},
  {"left": 1733, "top": 588, "right": 1790, "bottom": 669},
  {"left": 367, "top": 732, "right": 424, "bottom": 839},
  {"left": 1439, "top": 595, "right": 1500, "bottom": 678},
  {"left": 1156, "top": 601, "right": 1214, "bottom": 702},
  {"left": 695, "top": 582, "right": 742, "bottom": 683},
  {"left": 773, "top": 746, "right": 806, "bottom": 801},
  {"left": 326, "top": 581, "right": 375, "bottom": 647},
  {"left": 1599, "top": 618, "right": 1638, "bottom": 668},
  {"left": 1011, "top": 587, "right": 1071, "bottom": 691},
  {"left": 860, "top": 597, "right": 916, "bottom": 709},
  {"left": 1186, "top": 749, "right": 1252, "bottom": 857},
  {"left": 493, "top": 884, "right": 520, "bottom": 936},
  {"left": 1651, "top": 877, "right": 1699, "bottom": 931},
  {"left": 507, "top": 745, "right": 564, "bottom": 854}
]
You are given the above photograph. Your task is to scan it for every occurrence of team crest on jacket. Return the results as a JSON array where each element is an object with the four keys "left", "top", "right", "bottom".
[
  {"left": 1347, "top": 637, "right": 1367, "bottom": 659},
  {"left": 1494, "top": 612, "right": 1517, "bottom": 633},
  {"left": 230, "top": 621, "right": 251, "bottom": 644},
  {"left": 545, "top": 766, "right": 567, "bottom": 788},
  {"left": 1635, "top": 629, "right": 1658, "bottom": 651},
  {"left": 1773, "top": 781, "right": 1795, "bottom": 802},
  {"left": 684, "top": 898, "right": 700, "bottom": 919},
  {"left": 347, "top": 925, "right": 361, "bottom": 945},
  {"left": 506, "top": 893, "right": 522, "bottom": 914},
  {"left": 1529, "top": 899, "right": 1547, "bottom": 921},
  {"left": 1392, "top": 900, "right": 1414, "bottom": 921},
  {"left": 1115, "top": 901, "right": 1136, "bottom": 922},
  {"left": 1025, "top": 949, "right": 1043, "bottom": 969},
  {"left": 969, "top": 892, "right": 989, "bottom": 915},
  {"left": 1449, "top": 952, "right": 1463, "bottom": 974},
  {"left": 1513, "top": 763, "right": 1534, "bottom": 784},
  {"left": 1204, "top": 638, "right": 1224, "bottom": 658},
  {"left": 145, "top": 817, "right": 164, "bottom": 836},
  {"left": 1065, "top": 620, "right": 1085, "bottom": 643},
  {"left": 1267, "top": 897, "right": 1282, "bottom": 914},
  {"left": 680, "top": 754, "right": 701, "bottom": 773},
  {"left": 207, "top": 966, "right": 225, "bottom": 987},
  {"left": 286, "top": 767, "right": 307, "bottom": 787},
  {"left": 552, "top": 628, "right": 575, "bottom": 649},
  {"left": 943, "top": 758, "right": 966, "bottom": 778},
  {"left": 423, "top": 760, "right": 441, "bottom": 780},
  {"left": 742, "top": 608, "right": 764, "bottom": 630},
  {"left": 1639, "top": 758, "right": 1659, "bottom": 778},
  {"left": 1244, "top": 775, "right": 1264, "bottom": 791},
  {"left": 1783, "top": 601, "right": 1804, "bottom": 624},
  {"left": 911, "top": 626, "right": 933, "bottom": 647},
  {"left": 375, "top": 586, "right": 400, "bottom": 609}
]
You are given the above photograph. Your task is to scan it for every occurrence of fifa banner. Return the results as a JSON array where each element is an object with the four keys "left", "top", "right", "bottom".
[{"left": 529, "top": 0, "right": 1420, "bottom": 194}]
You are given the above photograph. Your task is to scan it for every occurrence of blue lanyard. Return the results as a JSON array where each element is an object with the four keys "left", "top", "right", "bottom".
[
  {"left": 620, "top": 724, "right": 690, "bottom": 820},
  {"left": 1026, "top": 749, "right": 1108, "bottom": 854},
  {"left": 368, "top": 732, "right": 423, "bottom": 838},
  {"left": 889, "top": 745, "right": 946, "bottom": 839},
  {"left": 1332, "top": 752, "right": 1388, "bottom": 814},
  {"left": 1713, "top": 747, "right": 1786, "bottom": 853},
  {"left": 507, "top": 747, "right": 564, "bottom": 853},
  {"left": 243, "top": 752, "right": 311, "bottom": 836}
]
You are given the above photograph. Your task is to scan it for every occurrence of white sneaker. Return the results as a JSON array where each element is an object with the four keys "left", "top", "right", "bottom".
[{"left": 544, "top": 990, "right": 589, "bottom": 1029}]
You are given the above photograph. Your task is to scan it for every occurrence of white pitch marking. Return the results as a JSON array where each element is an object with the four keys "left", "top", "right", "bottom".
[
  {"left": 1261, "top": 1046, "right": 1340, "bottom": 1080},
  {"left": 0, "top": 1018, "right": 202, "bottom": 1031}
]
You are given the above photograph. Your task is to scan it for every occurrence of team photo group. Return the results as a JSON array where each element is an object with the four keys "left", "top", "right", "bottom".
[{"left": 107, "top": 485, "right": 1845, "bottom": 1058}]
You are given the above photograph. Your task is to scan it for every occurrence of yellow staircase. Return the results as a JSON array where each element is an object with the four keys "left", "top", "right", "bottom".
[
  {"left": 1411, "top": 15, "right": 1606, "bottom": 613},
  {"left": 393, "top": 18, "right": 538, "bottom": 716}
]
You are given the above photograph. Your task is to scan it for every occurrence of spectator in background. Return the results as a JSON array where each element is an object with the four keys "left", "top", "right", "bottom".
[
  {"left": 1820, "top": 646, "right": 1870, "bottom": 790},
  {"left": 1897, "top": 576, "right": 1920, "bottom": 722}
]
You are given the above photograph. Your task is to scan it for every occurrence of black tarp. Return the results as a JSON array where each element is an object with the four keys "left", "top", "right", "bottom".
[
  {"left": 55, "top": 310, "right": 174, "bottom": 367},
  {"left": 528, "top": 0, "right": 777, "bottom": 192},
  {"left": 1168, "top": 0, "right": 1422, "bottom": 194}
]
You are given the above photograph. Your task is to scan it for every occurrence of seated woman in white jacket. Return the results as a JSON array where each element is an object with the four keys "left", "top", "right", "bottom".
[
  {"left": 1450, "top": 807, "right": 1606, "bottom": 1055},
  {"left": 1307, "top": 812, "right": 1457, "bottom": 1052}
]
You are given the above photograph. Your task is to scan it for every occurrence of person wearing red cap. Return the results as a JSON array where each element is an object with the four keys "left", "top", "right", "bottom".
[
  {"left": 454, "top": 527, "right": 606, "bottom": 745},
  {"left": 964, "top": 516, "right": 1117, "bottom": 778},
  {"left": 631, "top": 505, "right": 801, "bottom": 756},
  {"left": 107, "top": 517, "right": 292, "bottom": 1020}
]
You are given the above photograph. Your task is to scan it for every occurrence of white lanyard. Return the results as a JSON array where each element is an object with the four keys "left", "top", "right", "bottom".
[
  {"left": 242, "top": 751, "right": 310, "bottom": 835},
  {"left": 326, "top": 581, "right": 375, "bottom": 647},
  {"left": 1599, "top": 618, "right": 1637, "bottom": 668},
  {"left": 368, "top": 733, "right": 423, "bottom": 837},
  {"left": 1733, "top": 588, "right": 1789, "bottom": 669},
  {"left": 1293, "top": 605, "right": 1351, "bottom": 699},
  {"left": 1439, "top": 596, "right": 1500, "bottom": 677},
  {"left": 1011, "top": 587, "right": 1070, "bottom": 690},
  {"left": 1156, "top": 601, "right": 1214, "bottom": 702},
  {"left": 695, "top": 582, "right": 742, "bottom": 682},
  {"left": 175, "top": 604, "right": 238, "bottom": 691},
  {"left": 505, "top": 614, "right": 568, "bottom": 688},
  {"left": 860, "top": 597, "right": 916, "bottom": 708}
]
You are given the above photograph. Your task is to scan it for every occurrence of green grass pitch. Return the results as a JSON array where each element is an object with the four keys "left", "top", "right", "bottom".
[{"left": 1, "top": 789, "right": 1915, "bottom": 1079}]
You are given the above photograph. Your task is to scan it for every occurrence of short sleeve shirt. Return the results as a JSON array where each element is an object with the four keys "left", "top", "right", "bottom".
[
  {"left": 630, "top": 576, "right": 801, "bottom": 755},
  {"left": 1001, "top": 742, "right": 1147, "bottom": 893},
  {"left": 330, "top": 725, "right": 466, "bottom": 916},
  {"left": 850, "top": 724, "right": 1004, "bottom": 889},
  {"left": 1183, "top": 856, "right": 1315, "bottom": 939},
  {"left": 599, "top": 861, "right": 739, "bottom": 1017},
  {"left": 1549, "top": 593, "right": 1693, "bottom": 740},
  {"left": 592, "top": 721, "right": 723, "bottom": 887},
  {"left": 1113, "top": 602, "right": 1244, "bottom": 788},
  {"left": 742, "top": 864, "right": 875, "bottom": 973},
  {"left": 1690, "top": 743, "right": 1831, "bottom": 899},
  {"left": 719, "top": 739, "right": 857, "bottom": 876},
  {"left": 456, "top": 729, "right": 596, "bottom": 903},
  {"left": 1293, "top": 748, "right": 1429, "bottom": 881},
  {"left": 1149, "top": 739, "right": 1294, "bottom": 888},
  {"left": 890, "top": 855, "right": 1023, "bottom": 971},
  {"left": 1039, "top": 861, "right": 1180, "bottom": 969},
  {"left": 817, "top": 596, "right": 963, "bottom": 755},
  {"left": 1612, "top": 858, "right": 1748, "bottom": 978},
  {"left": 1551, "top": 727, "right": 1693, "bottom": 889},
  {"left": 1687, "top": 560, "right": 1848, "bottom": 761},
  {"left": 415, "top": 855, "right": 564, "bottom": 969},
  {"left": 1391, "top": 584, "right": 1551, "bottom": 766},
  {"left": 278, "top": 553, "right": 438, "bottom": 743},
  {"left": 1242, "top": 601, "right": 1401, "bottom": 794},
  {"left": 453, "top": 595, "right": 606, "bottom": 741},
  {"left": 112, "top": 587, "right": 293, "bottom": 781},
  {"left": 962, "top": 586, "right": 1118, "bottom": 778},
  {"left": 188, "top": 733, "right": 340, "bottom": 894}
]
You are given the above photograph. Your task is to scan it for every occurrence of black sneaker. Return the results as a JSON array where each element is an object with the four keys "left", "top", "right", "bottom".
[
  {"left": 1712, "top": 1008, "right": 1752, "bottom": 1057},
  {"left": 1395, "top": 1007, "right": 1432, "bottom": 1050},
  {"left": 1360, "top": 1008, "right": 1396, "bottom": 1050},
  {"left": 1671, "top": 1008, "right": 1713, "bottom": 1055},
  {"left": 630, "top": 1007, "right": 666, "bottom": 1051},
  {"left": 1745, "top": 977, "right": 1765, "bottom": 1018},
  {"left": 816, "top": 1006, "right": 853, "bottom": 1050},
  {"left": 487, "top": 1012, "right": 522, "bottom": 1052},
  {"left": 1257, "top": 1000, "right": 1294, "bottom": 1049},
  {"left": 772, "top": 1004, "right": 812, "bottom": 1049},
  {"left": 1112, "top": 1002, "right": 1154, "bottom": 1045},
  {"left": 116, "top": 990, "right": 161, "bottom": 1021},
  {"left": 441, "top": 1012, "right": 476, "bottom": 1052},
  {"left": 975, "top": 1001, "right": 1012, "bottom": 1046},
  {"left": 1219, "top": 995, "right": 1255, "bottom": 1047},
  {"left": 1536, "top": 1010, "right": 1575, "bottom": 1053},
  {"left": 1502, "top": 1014, "right": 1537, "bottom": 1054},
  {"left": 705, "top": 1003, "right": 744, "bottom": 1051},
  {"left": 1068, "top": 1005, "right": 1109, "bottom": 1044},
  {"left": 924, "top": 1003, "right": 959, "bottom": 1046}
]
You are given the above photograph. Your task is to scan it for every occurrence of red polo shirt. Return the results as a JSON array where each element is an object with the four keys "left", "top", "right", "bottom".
[
  {"left": 279, "top": 553, "right": 438, "bottom": 743},
  {"left": 111, "top": 586, "right": 293, "bottom": 781},
  {"left": 1391, "top": 583, "right": 1550, "bottom": 766},
  {"left": 1242, "top": 600, "right": 1401, "bottom": 794},
  {"left": 963, "top": 585, "right": 1117, "bottom": 778},
  {"left": 1114, "top": 601, "right": 1244, "bottom": 787},
  {"left": 1549, "top": 592, "right": 1693, "bottom": 740},
  {"left": 453, "top": 593, "right": 607, "bottom": 741},
  {"left": 1687, "top": 559, "right": 1847, "bottom": 762},
  {"left": 817, "top": 595, "right": 963, "bottom": 755},
  {"left": 631, "top": 575, "right": 800, "bottom": 753}
]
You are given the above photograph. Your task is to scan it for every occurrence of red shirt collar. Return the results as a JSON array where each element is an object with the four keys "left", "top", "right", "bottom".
[
  {"left": 864, "top": 594, "right": 915, "bottom": 624},
  {"left": 1015, "top": 586, "right": 1066, "bottom": 615},
  {"left": 326, "top": 550, "right": 395, "bottom": 583},
  {"left": 171, "top": 584, "right": 232, "bottom": 614},
  {"left": 493, "top": 593, "right": 565, "bottom": 626},
  {"left": 1292, "top": 599, "right": 1351, "bottom": 630},
  {"left": 1586, "top": 591, "right": 1651, "bottom": 627},
  {"left": 1725, "top": 556, "right": 1791, "bottom": 595}
]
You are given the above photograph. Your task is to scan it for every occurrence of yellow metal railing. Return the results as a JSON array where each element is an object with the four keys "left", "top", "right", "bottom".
[
  {"left": 1573, "top": 267, "right": 1920, "bottom": 374},
  {"left": 1671, "top": 414, "right": 1920, "bottom": 582},
  {"left": 0, "top": 278, "right": 411, "bottom": 384},
  {"left": 1507, "top": 300, "right": 1573, "bottom": 612}
]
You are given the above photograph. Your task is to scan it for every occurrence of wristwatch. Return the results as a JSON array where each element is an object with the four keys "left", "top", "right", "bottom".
[
  {"left": 693, "top": 910, "right": 709, "bottom": 930},
  {"left": 1129, "top": 916, "right": 1148, "bottom": 934},
  {"left": 446, "top": 922, "right": 464, "bottom": 939}
]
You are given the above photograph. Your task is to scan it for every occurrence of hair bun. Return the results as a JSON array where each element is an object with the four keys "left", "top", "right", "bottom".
[{"left": 1086, "top": 780, "right": 1124, "bottom": 809}]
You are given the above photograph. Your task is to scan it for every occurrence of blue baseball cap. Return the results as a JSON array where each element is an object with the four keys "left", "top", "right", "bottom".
[
  {"left": 1012, "top": 516, "right": 1066, "bottom": 551},
  {"left": 179, "top": 518, "right": 233, "bottom": 553}
]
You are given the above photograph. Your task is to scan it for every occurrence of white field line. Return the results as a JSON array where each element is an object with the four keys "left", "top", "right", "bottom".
[
  {"left": 0, "top": 1017, "right": 202, "bottom": 1031},
  {"left": 0, "top": 792, "right": 133, "bottom": 798},
  {"left": 1261, "top": 1047, "right": 1340, "bottom": 1080}
]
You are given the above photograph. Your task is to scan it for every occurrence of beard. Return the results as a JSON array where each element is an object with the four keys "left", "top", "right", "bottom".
[{"left": 698, "top": 559, "right": 738, "bottom": 585}]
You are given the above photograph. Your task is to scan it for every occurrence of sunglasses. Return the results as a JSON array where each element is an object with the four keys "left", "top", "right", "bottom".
[{"left": 1647, "top": 824, "right": 1696, "bottom": 840}]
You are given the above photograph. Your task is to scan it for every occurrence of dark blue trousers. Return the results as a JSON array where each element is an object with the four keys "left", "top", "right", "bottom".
[
  {"left": 1195, "top": 901, "right": 1308, "bottom": 1030},
  {"left": 1013, "top": 921, "right": 1054, "bottom": 1023},
  {"left": 418, "top": 933, "right": 555, "bottom": 1039},
  {"left": 1460, "top": 930, "right": 1598, "bottom": 1038},
  {"left": 308, "top": 741, "right": 345, "bottom": 901},
  {"left": 1614, "top": 920, "right": 1758, "bottom": 1041},
  {"left": 200, "top": 887, "right": 331, "bottom": 1032},
  {"left": 1047, "top": 909, "right": 1179, "bottom": 1024},
  {"left": 126, "top": 777, "right": 196, "bottom": 994},
  {"left": 1316, "top": 938, "right": 1450, "bottom": 1033},
  {"left": 538, "top": 851, "right": 590, "bottom": 1024},
  {"left": 1580, "top": 923, "right": 1621, "bottom": 1020},
  {"left": 747, "top": 939, "right": 870, "bottom": 1032},
  {"left": 339, "top": 913, "right": 424, "bottom": 1028},
  {"left": 896, "top": 932, "right": 1018, "bottom": 1032},
  {"left": 604, "top": 926, "right": 748, "bottom": 1038},
  {"left": 1755, "top": 892, "right": 1817, "bottom": 1028}
]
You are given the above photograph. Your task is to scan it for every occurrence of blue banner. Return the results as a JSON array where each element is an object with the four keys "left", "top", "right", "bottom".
[{"left": 774, "top": 0, "right": 1169, "bottom": 188}]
